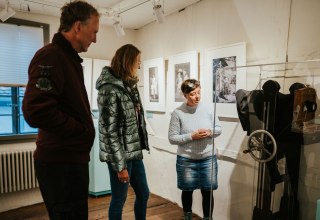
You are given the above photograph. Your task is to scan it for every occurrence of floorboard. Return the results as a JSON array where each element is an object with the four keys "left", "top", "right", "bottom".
[{"left": 0, "top": 187, "right": 202, "bottom": 220}]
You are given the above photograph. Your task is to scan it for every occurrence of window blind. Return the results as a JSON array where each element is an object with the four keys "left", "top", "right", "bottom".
[{"left": 0, "top": 23, "right": 43, "bottom": 85}]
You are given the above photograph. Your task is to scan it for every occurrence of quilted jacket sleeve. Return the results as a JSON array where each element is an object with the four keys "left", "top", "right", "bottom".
[{"left": 98, "top": 87, "right": 127, "bottom": 172}]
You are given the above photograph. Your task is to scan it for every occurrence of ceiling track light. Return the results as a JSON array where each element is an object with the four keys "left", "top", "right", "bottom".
[
  {"left": 98, "top": 8, "right": 125, "bottom": 37},
  {"left": 113, "top": 15, "right": 125, "bottom": 37},
  {"left": 153, "top": 0, "right": 164, "bottom": 24},
  {"left": 0, "top": 1, "right": 16, "bottom": 22}
]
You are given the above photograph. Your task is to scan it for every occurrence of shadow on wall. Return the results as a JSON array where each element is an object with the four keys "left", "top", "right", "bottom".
[
  {"left": 227, "top": 138, "right": 255, "bottom": 220},
  {"left": 298, "top": 82, "right": 320, "bottom": 219},
  {"left": 299, "top": 136, "right": 320, "bottom": 219},
  {"left": 213, "top": 131, "right": 254, "bottom": 220}
]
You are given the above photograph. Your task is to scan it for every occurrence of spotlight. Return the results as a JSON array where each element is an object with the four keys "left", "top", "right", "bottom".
[
  {"left": 0, "top": 1, "right": 15, "bottom": 22},
  {"left": 153, "top": 1, "right": 164, "bottom": 24},
  {"left": 113, "top": 20, "right": 125, "bottom": 37}
]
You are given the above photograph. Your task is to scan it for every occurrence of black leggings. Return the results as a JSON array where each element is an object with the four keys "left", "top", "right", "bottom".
[{"left": 182, "top": 190, "right": 214, "bottom": 217}]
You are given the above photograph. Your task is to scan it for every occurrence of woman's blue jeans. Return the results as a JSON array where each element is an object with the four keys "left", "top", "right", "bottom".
[{"left": 107, "top": 160, "right": 149, "bottom": 220}]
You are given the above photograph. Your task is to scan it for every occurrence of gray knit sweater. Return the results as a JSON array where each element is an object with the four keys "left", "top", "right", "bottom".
[{"left": 168, "top": 102, "right": 222, "bottom": 159}]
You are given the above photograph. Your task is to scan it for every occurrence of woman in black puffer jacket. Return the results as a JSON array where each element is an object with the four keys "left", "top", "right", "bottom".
[{"left": 96, "top": 44, "right": 150, "bottom": 220}]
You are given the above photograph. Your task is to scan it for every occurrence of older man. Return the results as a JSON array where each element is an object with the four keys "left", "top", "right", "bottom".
[{"left": 22, "top": 1, "right": 99, "bottom": 219}]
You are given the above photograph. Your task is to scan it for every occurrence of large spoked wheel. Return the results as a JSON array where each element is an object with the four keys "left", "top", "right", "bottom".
[{"left": 245, "top": 129, "right": 277, "bottom": 163}]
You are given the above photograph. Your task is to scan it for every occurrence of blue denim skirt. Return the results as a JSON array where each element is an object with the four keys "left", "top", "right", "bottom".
[{"left": 176, "top": 155, "right": 218, "bottom": 191}]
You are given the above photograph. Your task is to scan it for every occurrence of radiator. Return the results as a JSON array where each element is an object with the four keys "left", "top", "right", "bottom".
[{"left": 0, "top": 150, "right": 38, "bottom": 194}]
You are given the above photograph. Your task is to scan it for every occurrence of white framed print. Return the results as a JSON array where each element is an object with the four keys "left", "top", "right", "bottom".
[
  {"left": 200, "top": 42, "right": 246, "bottom": 118},
  {"left": 167, "top": 51, "right": 198, "bottom": 111},
  {"left": 143, "top": 57, "right": 165, "bottom": 112}
]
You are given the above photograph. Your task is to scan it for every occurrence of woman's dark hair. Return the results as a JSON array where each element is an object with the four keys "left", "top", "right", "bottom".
[
  {"left": 181, "top": 79, "right": 201, "bottom": 94},
  {"left": 111, "top": 44, "right": 141, "bottom": 80},
  {"left": 58, "top": 0, "right": 99, "bottom": 32}
]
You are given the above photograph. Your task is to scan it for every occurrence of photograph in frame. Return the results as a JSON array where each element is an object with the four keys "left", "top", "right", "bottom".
[
  {"left": 148, "top": 66, "right": 159, "bottom": 102},
  {"left": 201, "top": 42, "right": 246, "bottom": 118},
  {"left": 167, "top": 51, "right": 198, "bottom": 111},
  {"left": 174, "top": 62, "right": 190, "bottom": 102},
  {"left": 143, "top": 57, "right": 165, "bottom": 112},
  {"left": 212, "top": 56, "right": 237, "bottom": 103}
]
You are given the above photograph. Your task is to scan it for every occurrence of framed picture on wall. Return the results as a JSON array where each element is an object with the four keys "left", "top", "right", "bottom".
[
  {"left": 143, "top": 57, "right": 165, "bottom": 112},
  {"left": 201, "top": 42, "right": 246, "bottom": 117},
  {"left": 167, "top": 51, "right": 198, "bottom": 111}
]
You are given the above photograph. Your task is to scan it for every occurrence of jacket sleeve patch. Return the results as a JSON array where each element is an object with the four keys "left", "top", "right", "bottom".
[{"left": 36, "top": 65, "right": 53, "bottom": 91}]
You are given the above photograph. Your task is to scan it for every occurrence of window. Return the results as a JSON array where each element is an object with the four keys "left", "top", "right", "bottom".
[
  {"left": 0, "top": 18, "right": 49, "bottom": 140},
  {"left": 0, "top": 87, "right": 37, "bottom": 135}
]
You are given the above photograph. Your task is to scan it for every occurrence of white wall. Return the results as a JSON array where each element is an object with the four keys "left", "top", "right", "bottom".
[{"left": 1, "top": 0, "right": 320, "bottom": 219}]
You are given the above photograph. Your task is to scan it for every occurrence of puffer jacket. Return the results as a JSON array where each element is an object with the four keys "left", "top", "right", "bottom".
[{"left": 96, "top": 66, "right": 149, "bottom": 172}]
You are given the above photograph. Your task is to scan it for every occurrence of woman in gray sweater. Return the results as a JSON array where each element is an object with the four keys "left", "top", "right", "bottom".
[{"left": 168, "top": 79, "right": 222, "bottom": 220}]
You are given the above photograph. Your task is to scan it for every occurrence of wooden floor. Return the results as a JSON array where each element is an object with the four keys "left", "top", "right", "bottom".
[{"left": 0, "top": 187, "right": 201, "bottom": 220}]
